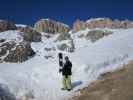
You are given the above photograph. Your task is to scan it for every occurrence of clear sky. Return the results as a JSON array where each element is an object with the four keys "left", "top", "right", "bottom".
[{"left": 0, "top": 0, "right": 133, "bottom": 26}]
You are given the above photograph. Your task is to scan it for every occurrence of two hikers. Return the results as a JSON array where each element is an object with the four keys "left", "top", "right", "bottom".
[{"left": 59, "top": 56, "right": 72, "bottom": 91}]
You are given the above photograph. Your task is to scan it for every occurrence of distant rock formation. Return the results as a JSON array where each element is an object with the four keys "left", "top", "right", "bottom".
[
  {"left": 0, "top": 20, "right": 16, "bottom": 32},
  {"left": 73, "top": 18, "right": 133, "bottom": 32},
  {"left": 86, "top": 18, "right": 113, "bottom": 29},
  {"left": 34, "top": 19, "right": 70, "bottom": 34},
  {"left": 73, "top": 19, "right": 86, "bottom": 32}
]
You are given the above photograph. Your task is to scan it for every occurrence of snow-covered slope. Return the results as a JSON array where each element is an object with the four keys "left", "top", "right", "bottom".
[
  {"left": 0, "top": 30, "right": 23, "bottom": 42},
  {"left": 0, "top": 28, "right": 133, "bottom": 100}
]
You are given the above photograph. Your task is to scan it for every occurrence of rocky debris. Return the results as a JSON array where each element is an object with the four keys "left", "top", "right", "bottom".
[
  {"left": 71, "top": 61, "right": 133, "bottom": 100},
  {"left": 19, "top": 26, "right": 42, "bottom": 42},
  {"left": 56, "top": 32, "right": 75, "bottom": 52},
  {"left": 57, "top": 39, "right": 75, "bottom": 52},
  {"left": 86, "top": 30, "right": 113, "bottom": 42},
  {"left": 0, "top": 48, "right": 7, "bottom": 57},
  {"left": 0, "top": 40, "right": 35, "bottom": 63},
  {"left": 34, "top": 19, "right": 70, "bottom": 34},
  {"left": 73, "top": 18, "right": 133, "bottom": 32},
  {"left": 43, "top": 46, "right": 56, "bottom": 59},
  {"left": 57, "top": 32, "right": 71, "bottom": 41},
  {"left": 0, "top": 41, "right": 16, "bottom": 58},
  {"left": 0, "top": 84, "right": 16, "bottom": 100},
  {"left": 0, "top": 20, "right": 16, "bottom": 32}
]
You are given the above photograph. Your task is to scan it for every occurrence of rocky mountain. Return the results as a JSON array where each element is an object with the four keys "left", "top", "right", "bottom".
[
  {"left": 0, "top": 20, "right": 16, "bottom": 32},
  {"left": 34, "top": 19, "right": 70, "bottom": 34},
  {"left": 0, "top": 20, "right": 42, "bottom": 63},
  {"left": 73, "top": 18, "right": 133, "bottom": 32},
  {"left": 0, "top": 18, "right": 133, "bottom": 63},
  {"left": 0, "top": 18, "right": 133, "bottom": 100},
  {"left": 0, "top": 40, "right": 35, "bottom": 63},
  {"left": 0, "top": 31, "right": 35, "bottom": 63}
]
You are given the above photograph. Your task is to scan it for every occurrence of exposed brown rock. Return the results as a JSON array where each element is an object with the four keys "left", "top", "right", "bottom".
[
  {"left": 0, "top": 20, "right": 16, "bottom": 32},
  {"left": 72, "top": 61, "right": 133, "bottom": 100},
  {"left": 73, "top": 19, "right": 86, "bottom": 32},
  {"left": 34, "top": 19, "right": 70, "bottom": 34},
  {"left": 0, "top": 40, "right": 35, "bottom": 63},
  {"left": 19, "top": 26, "right": 42, "bottom": 42},
  {"left": 73, "top": 18, "right": 133, "bottom": 32},
  {"left": 86, "top": 30, "right": 113, "bottom": 42}
]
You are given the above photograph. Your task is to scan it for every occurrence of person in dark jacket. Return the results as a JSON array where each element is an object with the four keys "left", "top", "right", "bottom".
[{"left": 61, "top": 56, "right": 72, "bottom": 91}]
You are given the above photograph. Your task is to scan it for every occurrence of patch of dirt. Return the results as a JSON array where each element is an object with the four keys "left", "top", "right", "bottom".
[{"left": 71, "top": 61, "right": 133, "bottom": 100}]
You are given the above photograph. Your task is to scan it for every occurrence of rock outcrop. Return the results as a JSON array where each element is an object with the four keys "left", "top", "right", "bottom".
[
  {"left": 0, "top": 40, "right": 35, "bottom": 63},
  {"left": 73, "top": 18, "right": 133, "bottom": 32},
  {"left": 73, "top": 19, "right": 86, "bottom": 32},
  {"left": 86, "top": 18, "right": 113, "bottom": 29},
  {"left": 57, "top": 32, "right": 71, "bottom": 41},
  {"left": 86, "top": 30, "right": 113, "bottom": 42},
  {"left": 57, "top": 39, "right": 75, "bottom": 52},
  {"left": 19, "top": 26, "right": 42, "bottom": 42},
  {"left": 0, "top": 20, "right": 16, "bottom": 32},
  {"left": 34, "top": 19, "right": 70, "bottom": 34}
]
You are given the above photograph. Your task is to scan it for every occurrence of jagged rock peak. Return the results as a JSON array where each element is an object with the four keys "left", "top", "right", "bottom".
[
  {"left": 34, "top": 18, "right": 70, "bottom": 34},
  {"left": 73, "top": 17, "right": 133, "bottom": 32}
]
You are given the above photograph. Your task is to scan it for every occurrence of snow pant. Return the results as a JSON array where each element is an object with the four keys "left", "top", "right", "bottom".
[{"left": 62, "top": 75, "right": 72, "bottom": 89}]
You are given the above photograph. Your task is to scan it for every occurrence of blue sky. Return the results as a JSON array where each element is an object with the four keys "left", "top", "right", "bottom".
[{"left": 0, "top": 0, "right": 133, "bottom": 26}]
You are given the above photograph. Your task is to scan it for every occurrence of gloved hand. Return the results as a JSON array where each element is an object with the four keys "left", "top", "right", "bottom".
[
  {"left": 59, "top": 68, "right": 62, "bottom": 73},
  {"left": 65, "top": 75, "right": 68, "bottom": 78}
]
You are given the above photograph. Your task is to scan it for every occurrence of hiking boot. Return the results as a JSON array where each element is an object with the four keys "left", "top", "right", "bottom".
[{"left": 67, "top": 89, "right": 72, "bottom": 91}]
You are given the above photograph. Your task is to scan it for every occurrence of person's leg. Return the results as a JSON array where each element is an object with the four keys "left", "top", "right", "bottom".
[
  {"left": 62, "top": 76, "right": 67, "bottom": 90},
  {"left": 66, "top": 76, "right": 72, "bottom": 90}
]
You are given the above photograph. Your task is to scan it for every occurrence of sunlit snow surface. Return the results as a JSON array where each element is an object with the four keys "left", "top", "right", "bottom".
[{"left": 0, "top": 29, "right": 133, "bottom": 100}]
